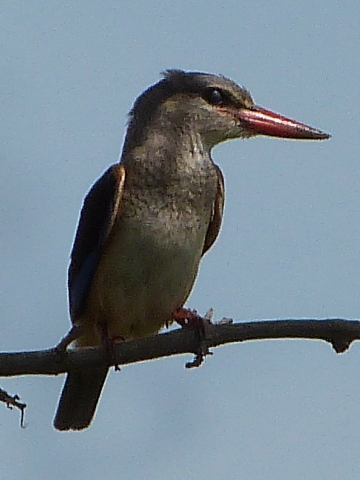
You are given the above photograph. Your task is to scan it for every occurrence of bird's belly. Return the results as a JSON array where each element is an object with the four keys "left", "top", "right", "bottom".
[{"left": 78, "top": 221, "right": 204, "bottom": 345}]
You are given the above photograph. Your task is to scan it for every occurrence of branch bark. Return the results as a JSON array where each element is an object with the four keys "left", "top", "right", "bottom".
[{"left": 1, "top": 318, "right": 359, "bottom": 378}]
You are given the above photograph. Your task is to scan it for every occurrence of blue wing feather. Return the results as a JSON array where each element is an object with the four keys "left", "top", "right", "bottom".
[{"left": 68, "top": 165, "right": 124, "bottom": 319}]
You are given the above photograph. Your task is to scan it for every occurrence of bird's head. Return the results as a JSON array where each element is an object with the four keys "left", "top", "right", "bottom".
[{"left": 125, "top": 70, "right": 330, "bottom": 152}]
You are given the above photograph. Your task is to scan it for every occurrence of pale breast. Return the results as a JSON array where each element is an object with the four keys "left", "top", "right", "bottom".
[
  {"left": 80, "top": 211, "right": 207, "bottom": 344},
  {"left": 77, "top": 147, "right": 219, "bottom": 346}
]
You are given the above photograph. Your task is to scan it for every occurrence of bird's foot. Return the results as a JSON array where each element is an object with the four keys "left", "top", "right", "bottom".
[
  {"left": 173, "top": 307, "right": 214, "bottom": 368},
  {"left": 98, "top": 322, "right": 123, "bottom": 371},
  {"left": 110, "top": 335, "right": 126, "bottom": 371}
]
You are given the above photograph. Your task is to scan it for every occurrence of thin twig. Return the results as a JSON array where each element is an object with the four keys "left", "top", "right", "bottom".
[{"left": 0, "top": 387, "right": 26, "bottom": 427}]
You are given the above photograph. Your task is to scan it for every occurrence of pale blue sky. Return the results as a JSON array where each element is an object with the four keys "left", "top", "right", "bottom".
[{"left": 1, "top": 2, "right": 360, "bottom": 479}]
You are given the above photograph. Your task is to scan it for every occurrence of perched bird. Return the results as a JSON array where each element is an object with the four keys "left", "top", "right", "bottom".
[{"left": 54, "top": 69, "right": 330, "bottom": 431}]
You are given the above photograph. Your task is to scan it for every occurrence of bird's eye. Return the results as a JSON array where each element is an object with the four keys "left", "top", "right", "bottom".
[{"left": 205, "top": 88, "right": 224, "bottom": 106}]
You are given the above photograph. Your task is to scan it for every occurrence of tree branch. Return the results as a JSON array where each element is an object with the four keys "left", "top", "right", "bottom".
[{"left": 1, "top": 318, "right": 359, "bottom": 378}]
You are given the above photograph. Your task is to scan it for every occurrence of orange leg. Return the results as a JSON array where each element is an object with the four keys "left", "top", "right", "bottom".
[{"left": 172, "top": 308, "right": 211, "bottom": 368}]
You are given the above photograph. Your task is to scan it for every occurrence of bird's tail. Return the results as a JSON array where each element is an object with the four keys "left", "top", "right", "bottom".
[{"left": 53, "top": 367, "right": 108, "bottom": 431}]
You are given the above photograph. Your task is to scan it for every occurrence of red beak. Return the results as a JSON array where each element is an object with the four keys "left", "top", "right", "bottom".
[{"left": 238, "top": 105, "right": 330, "bottom": 140}]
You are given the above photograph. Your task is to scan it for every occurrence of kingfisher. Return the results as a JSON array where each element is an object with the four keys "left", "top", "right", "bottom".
[{"left": 54, "top": 70, "right": 330, "bottom": 430}]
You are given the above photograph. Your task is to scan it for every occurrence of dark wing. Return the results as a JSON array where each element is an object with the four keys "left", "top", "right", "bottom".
[
  {"left": 202, "top": 165, "right": 225, "bottom": 256},
  {"left": 68, "top": 164, "right": 125, "bottom": 319}
]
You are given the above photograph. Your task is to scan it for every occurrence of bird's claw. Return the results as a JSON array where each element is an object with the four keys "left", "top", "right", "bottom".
[
  {"left": 173, "top": 307, "right": 213, "bottom": 368},
  {"left": 97, "top": 322, "right": 123, "bottom": 371}
]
